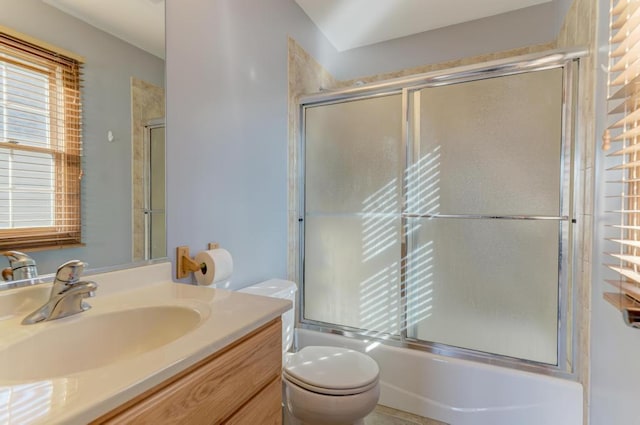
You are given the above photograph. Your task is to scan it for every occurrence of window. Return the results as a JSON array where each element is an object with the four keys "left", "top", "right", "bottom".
[
  {"left": 0, "top": 28, "right": 83, "bottom": 250},
  {"left": 604, "top": 0, "right": 640, "bottom": 325}
]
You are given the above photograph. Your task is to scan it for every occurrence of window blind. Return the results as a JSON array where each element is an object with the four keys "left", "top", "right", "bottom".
[
  {"left": 604, "top": 0, "right": 640, "bottom": 326},
  {"left": 0, "top": 28, "right": 83, "bottom": 250}
]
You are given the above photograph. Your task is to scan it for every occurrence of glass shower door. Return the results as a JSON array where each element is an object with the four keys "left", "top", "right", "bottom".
[
  {"left": 404, "top": 68, "right": 565, "bottom": 364},
  {"left": 144, "top": 122, "right": 166, "bottom": 260},
  {"left": 300, "top": 62, "right": 574, "bottom": 368},
  {"left": 303, "top": 94, "right": 404, "bottom": 335}
]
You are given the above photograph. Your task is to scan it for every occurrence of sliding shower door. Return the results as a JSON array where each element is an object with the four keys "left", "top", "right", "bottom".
[
  {"left": 405, "top": 69, "right": 564, "bottom": 364},
  {"left": 301, "top": 58, "right": 576, "bottom": 368},
  {"left": 304, "top": 94, "right": 404, "bottom": 335}
]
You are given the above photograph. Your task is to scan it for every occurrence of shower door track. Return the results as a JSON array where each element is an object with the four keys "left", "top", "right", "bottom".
[{"left": 298, "top": 49, "right": 586, "bottom": 106}]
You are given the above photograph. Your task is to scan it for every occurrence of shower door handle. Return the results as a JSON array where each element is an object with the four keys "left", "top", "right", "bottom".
[{"left": 401, "top": 213, "right": 569, "bottom": 221}]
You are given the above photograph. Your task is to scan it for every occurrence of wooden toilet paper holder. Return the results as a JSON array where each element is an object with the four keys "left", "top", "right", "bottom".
[{"left": 176, "top": 242, "right": 219, "bottom": 279}]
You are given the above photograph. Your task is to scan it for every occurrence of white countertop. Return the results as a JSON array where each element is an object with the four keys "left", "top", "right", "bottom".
[{"left": 0, "top": 262, "right": 291, "bottom": 424}]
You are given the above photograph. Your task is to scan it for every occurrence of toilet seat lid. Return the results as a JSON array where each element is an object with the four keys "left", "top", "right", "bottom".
[{"left": 283, "top": 346, "right": 379, "bottom": 395}]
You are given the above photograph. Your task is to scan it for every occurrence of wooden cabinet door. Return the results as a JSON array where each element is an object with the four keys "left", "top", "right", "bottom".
[
  {"left": 95, "top": 319, "right": 281, "bottom": 424},
  {"left": 224, "top": 377, "right": 282, "bottom": 425}
]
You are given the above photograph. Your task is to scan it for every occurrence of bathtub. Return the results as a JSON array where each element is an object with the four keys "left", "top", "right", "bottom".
[{"left": 296, "top": 328, "right": 582, "bottom": 425}]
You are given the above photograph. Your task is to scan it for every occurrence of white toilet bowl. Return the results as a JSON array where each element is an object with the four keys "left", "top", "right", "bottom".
[
  {"left": 239, "top": 280, "right": 380, "bottom": 425},
  {"left": 283, "top": 346, "right": 380, "bottom": 425}
]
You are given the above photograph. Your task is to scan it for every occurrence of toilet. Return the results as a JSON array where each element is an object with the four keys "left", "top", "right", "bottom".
[{"left": 239, "top": 279, "right": 380, "bottom": 425}]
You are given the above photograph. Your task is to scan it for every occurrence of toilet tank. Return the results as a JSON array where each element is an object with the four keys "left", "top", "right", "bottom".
[{"left": 238, "top": 279, "right": 297, "bottom": 355}]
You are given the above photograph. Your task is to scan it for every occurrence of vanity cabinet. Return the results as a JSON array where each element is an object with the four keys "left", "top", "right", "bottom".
[{"left": 92, "top": 318, "right": 282, "bottom": 425}]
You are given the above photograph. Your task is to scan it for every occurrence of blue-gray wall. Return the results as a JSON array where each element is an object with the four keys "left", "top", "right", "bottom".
[
  {"left": 590, "top": 0, "right": 640, "bottom": 423},
  {"left": 165, "top": 0, "right": 561, "bottom": 288},
  {"left": 0, "top": 0, "right": 164, "bottom": 275},
  {"left": 166, "top": 0, "right": 331, "bottom": 287},
  {"left": 318, "top": 2, "right": 562, "bottom": 80}
]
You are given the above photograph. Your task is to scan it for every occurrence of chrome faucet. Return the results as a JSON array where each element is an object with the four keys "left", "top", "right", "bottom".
[
  {"left": 2, "top": 251, "right": 38, "bottom": 281},
  {"left": 22, "top": 260, "right": 98, "bottom": 325}
]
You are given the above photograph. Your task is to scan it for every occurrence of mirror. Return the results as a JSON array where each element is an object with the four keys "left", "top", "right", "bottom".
[{"left": 0, "top": 0, "right": 165, "bottom": 276}]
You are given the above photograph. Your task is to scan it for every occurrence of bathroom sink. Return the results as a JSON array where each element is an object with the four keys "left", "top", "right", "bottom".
[
  {"left": 0, "top": 305, "right": 203, "bottom": 381},
  {"left": 0, "top": 285, "right": 51, "bottom": 320}
]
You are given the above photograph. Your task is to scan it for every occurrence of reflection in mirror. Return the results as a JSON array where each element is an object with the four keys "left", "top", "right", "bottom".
[
  {"left": 143, "top": 119, "right": 166, "bottom": 261},
  {"left": 131, "top": 79, "right": 165, "bottom": 262},
  {"left": 0, "top": 0, "right": 165, "bottom": 276}
]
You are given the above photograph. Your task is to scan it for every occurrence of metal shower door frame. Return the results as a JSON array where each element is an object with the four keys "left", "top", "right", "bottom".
[{"left": 297, "top": 48, "right": 584, "bottom": 378}]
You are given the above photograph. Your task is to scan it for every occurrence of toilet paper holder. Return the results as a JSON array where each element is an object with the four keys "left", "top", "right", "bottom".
[{"left": 176, "top": 243, "right": 219, "bottom": 279}]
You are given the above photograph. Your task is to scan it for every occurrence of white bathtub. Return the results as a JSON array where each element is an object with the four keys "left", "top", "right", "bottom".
[{"left": 296, "top": 329, "right": 582, "bottom": 425}]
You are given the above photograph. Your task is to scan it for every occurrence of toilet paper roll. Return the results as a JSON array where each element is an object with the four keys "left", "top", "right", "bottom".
[{"left": 194, "top": 248, "right": 233, "bottom": 286}]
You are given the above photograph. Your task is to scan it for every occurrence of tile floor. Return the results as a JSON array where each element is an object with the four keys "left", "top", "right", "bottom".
[
  {"left": 364, "top": 405, "right": 448, "bottom": 425},
  {"left": 282, "top": 404, "right": 447, "bottom": 425}
]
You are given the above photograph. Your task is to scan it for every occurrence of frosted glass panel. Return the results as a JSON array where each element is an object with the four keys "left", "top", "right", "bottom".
[
  {"left": 149, "top": 126, "right": 165, "bottom": 211},
  {"left": 304, "top": 94, "right": 402, "bottom": 334},
  {"left": 146, "top": 125, "right": 165, "bottom": 260},
  {"left": 305, "top": 95, "right": 403, "bottom": 214},
  {"left": 304, "top": 215, "right": 401, "bottom": 334},
  {"left": 150, "top": 211, "right": 166, "bottom": 260},
  {"left": 416, "top": 68, "right": 563, "bottom": 216},
  {"left": 406, "top": 218, "right": 559, "bottom": 364}
]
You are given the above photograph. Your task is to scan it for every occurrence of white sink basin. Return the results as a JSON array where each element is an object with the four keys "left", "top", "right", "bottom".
[
  {"left": 0, "top": 262, "right": 292, "bottom": 425},
  {"left": 0, "top": 305, "right": 203, "bottom": 381},
  {"left": 0, "top": 285, "right": 51, "bottom": 320}
]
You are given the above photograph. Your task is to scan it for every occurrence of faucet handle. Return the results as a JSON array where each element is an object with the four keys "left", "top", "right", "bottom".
[
  {"left": 55, "top": 260, "right": 86, "bottom": 284},
  {"left": 3, "top": 251, "right": 33, "bottom": 263},
  {"left": 2, "top": 251, "right": 38, "bottom": 281}
]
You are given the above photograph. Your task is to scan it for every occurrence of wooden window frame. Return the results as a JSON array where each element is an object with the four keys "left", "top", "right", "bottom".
[{"left": 0, "top": 27, "right": 83, "bottom": 251}]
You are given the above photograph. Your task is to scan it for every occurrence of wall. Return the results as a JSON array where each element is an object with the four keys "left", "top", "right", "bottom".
[
  {"left": 320, "top": 2, "right": 562, "bottom": 81},
  {"left": 287, "top": 38, "right": 338, "bottom": 284},
  {"left": 166, "top": 0, "right": 562, "bottom": 288},
  {"left": 555, "top": 0, "right": 578, "bottom": 35},
  {"left": 0, "top": 0, "right": 165, "bottom": 274},
  {"left": 590, "top": 0, "right": 640, "bottom": 423},
  {"left": 166, "top": 0, "right": 333, "bottom": 287},
  {"left": 553, "top": 0, "right": 598, "bottom": 422}
]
